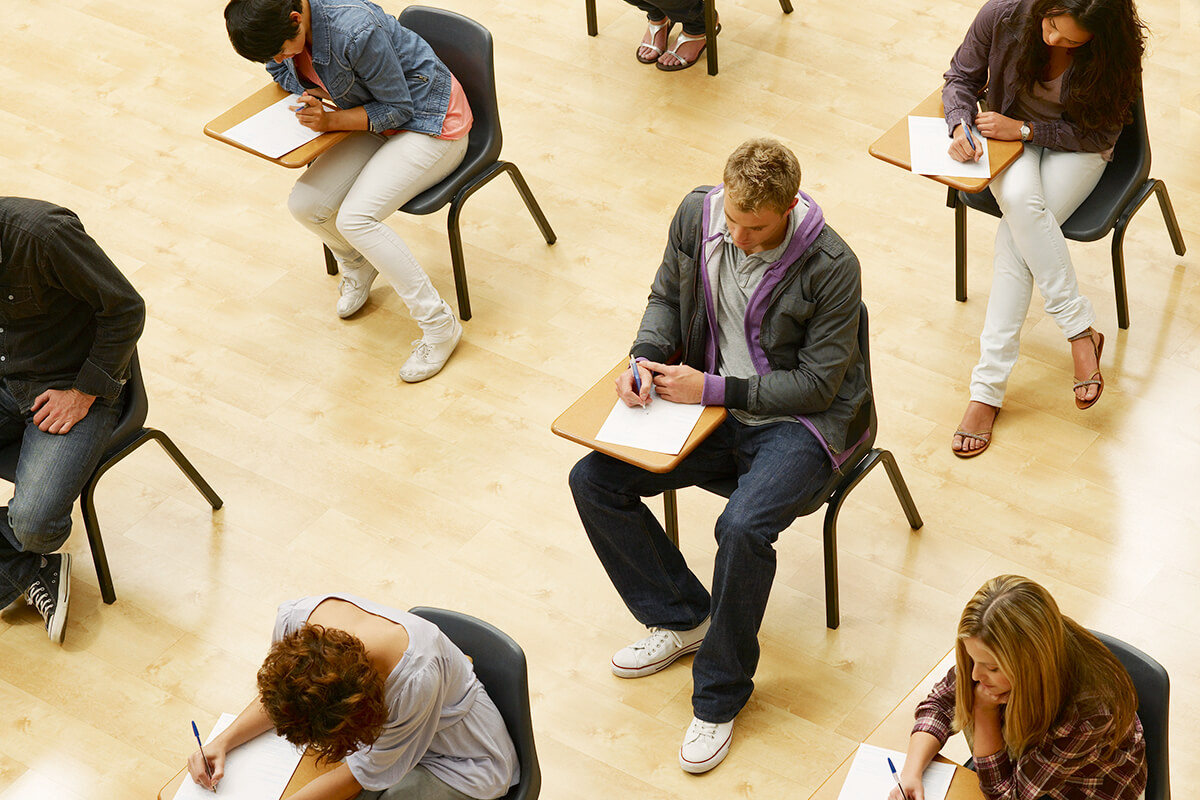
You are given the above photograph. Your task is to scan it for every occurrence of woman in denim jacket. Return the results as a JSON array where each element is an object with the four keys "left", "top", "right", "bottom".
[
  {"left": 225, "top": 0, "right": 473, "bottom": 382},
  {"left": 943, "top": 0, "right": 1145, "bottom": 457}
]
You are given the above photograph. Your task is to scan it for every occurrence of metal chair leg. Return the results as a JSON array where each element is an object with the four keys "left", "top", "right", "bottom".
[
  {"left": 445, "top": 198, "right": 473, "bottom": 321},
  {"left": 324, "top": 244, "right": 338, "bottom": 276},
  {"left": 144, "top": 430, "right": 224, "bottom": 510},
  {"left": 585, "top": 0, "right": 598, "bottom": 36},
  {"left": 879, "top": 449, "right": 923, "bottom": 529},
  {"left": 80, "top": 479, "right": 117, "bottom": 604},
  {"left": 500, "top": 162, "right": 557, "bottom": 245},
  {"left": 948, "top": 188, "right": 968, "bottom": 302},
  {"left": 1154, "top": 180, "right": 1187, "bottom": 257},
  {"left": 704, "top": 0, "right": 718, "bottom": 76},
  {"left": 779, "top": 0, "right": 793, "bottom": 12},
  {"left": 664, "top": 489, "right": 679, "bottom": 547}
]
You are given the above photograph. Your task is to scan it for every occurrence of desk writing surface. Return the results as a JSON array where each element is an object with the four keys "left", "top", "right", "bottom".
[
  {"left": 158, "top": 749, "right": 336, "bottom": 800},
  {"left": 868, "top": 88, "right": 1023, "bottom": 194},
  {"left": 808, "top": 651, "right": 983, "bottom": 800},
  {"left": 551, "top": 360, "right": 726, "bottom": 473},
  {"left": 205, "top": 83, "right": 350, "bottom": 169}
]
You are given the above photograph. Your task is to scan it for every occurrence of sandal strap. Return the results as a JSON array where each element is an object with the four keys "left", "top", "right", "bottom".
[
  {"left": 639, "top": 18, "right": 672, "bottom": 56},
  {"left": 1073, "top": 377, "right": 1101, "bottom": 390},
  {"left": 954, "top": 429, "right": 992, "bottom": 443}
]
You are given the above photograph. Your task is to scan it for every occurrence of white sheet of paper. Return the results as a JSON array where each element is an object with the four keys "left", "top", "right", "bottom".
[
  {"left": 594, "top": 385, "right": 706, "bottom": 455},
  {"left": 907, "top": 115, "right": 991, "bottom": 179},
  {"left": 220, "top": 95, "right": 324, "bottom": 159},
  {"left": 172, "top": 713, "right": 305, "bottom": 800},
  {"left": 837, "top": 743, "right": 958, "bottom": 800}
]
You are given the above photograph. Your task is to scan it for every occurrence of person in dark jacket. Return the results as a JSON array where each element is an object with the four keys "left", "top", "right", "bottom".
[
  {"left": 0, "top": 197, "right": 145, "bottom": 644},
  {"left": 569, "top": 139, "right": 868, "bottom": 774}
]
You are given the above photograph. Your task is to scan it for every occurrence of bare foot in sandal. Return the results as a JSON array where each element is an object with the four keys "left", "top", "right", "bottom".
[
  {"left": 637, "top": 17, "right": 672, "bottom": 64},
  {"left": 952, "top": 401, "right": 999, "bottom": 458}
]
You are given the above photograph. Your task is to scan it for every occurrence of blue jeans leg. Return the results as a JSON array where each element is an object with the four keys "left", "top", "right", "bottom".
[
  {"left": 0, "top": 386, "right": 122, "bottom": 606},
  {"left": 691, "top": 420, "right": 832, "bottom": 722}
]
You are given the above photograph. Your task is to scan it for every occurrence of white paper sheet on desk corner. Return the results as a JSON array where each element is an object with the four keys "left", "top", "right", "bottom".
[
  {"left": 172, "top": 713, "right": 305, "bottom": 800},
  {"left": 594, "top": 385, "right": 706, "bottom": 455},
  {"left": 221, "top": 95, "right": 324, "bottom": 159},
  {"left": 907, "top": 115, "right": 991, "bottom": 179},
  {"left": 837, "top": 743, "right": 958, "bottom": 800}
]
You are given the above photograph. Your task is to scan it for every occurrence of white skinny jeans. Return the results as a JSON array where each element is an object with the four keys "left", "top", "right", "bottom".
[
  {"left": 969, "top": 144, "right": 1107, "bottom": 406},
  {"left": 288, "top": 130, "right": 469, "bottom": 338}
]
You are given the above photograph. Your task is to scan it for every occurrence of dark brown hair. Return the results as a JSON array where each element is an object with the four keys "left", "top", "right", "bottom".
[
  {"left": 1016, "top": 0, "right": 1147, "bottom": 133},
  {"left": 257, "top": 624, "right": 388, "bottom": 763}
]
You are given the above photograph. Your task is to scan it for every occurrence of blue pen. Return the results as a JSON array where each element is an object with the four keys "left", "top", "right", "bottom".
[
  {"left": 961, "top": 122, "right": 980, "bottom": 159},
  {"left": 192, "top": 720, "right": 216, "bottom": 786},
  {"left": 629, "top": 355, "right": 642, "bottom": 394},
  {"left": 887, "top": 757, "right": 906, "bottom": 798}
]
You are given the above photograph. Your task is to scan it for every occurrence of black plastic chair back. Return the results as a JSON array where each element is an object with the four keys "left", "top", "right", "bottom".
[
  {"left": 398, "top": 6, "right": 503, "bottom": 213},
  {"left": 409, "top": 607, "right": 541, "bottom": 800},
  {"left": 1091, "top": 630, "right": 1171, "bottom": 800}
]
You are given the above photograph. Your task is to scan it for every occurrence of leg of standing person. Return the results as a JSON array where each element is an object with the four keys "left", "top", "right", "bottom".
[{"left": 0, "top": 386, "right": 122, "bottom": 642}]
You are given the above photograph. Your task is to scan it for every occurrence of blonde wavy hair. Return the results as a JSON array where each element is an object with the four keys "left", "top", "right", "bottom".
[
  {"left": 723, "top": 138, "right": 801, "bottom": 215},
  {"left": 952, "top": 575, "right": 1138, "bottom": 758}
]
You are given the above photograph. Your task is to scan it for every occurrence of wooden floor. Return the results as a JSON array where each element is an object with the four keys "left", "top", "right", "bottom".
[{"left": 2, "top": 0, "right": 1197, "bottom": 797}]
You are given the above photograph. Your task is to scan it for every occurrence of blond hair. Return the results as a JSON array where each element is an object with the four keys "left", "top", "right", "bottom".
[
  {"left": 953, "top": 575, "right": 1138, "bottom": 758},
  {"left": 722, "top": 138, "right": 801, "bottom": 215}
]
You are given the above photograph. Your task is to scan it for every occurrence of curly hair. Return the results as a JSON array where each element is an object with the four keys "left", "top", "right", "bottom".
[
  {"left": 224, "top": 0, "right": 303, "bottom": 63},
  {"left": 1016, "top": 0, "right": 1147, "bottom": 134},
  {"left": 257, "top": 624, "right": 388, "bottom": 764},
  {"left": 952, "top": 575, "right": 1139, "bottom": 759},
  {"left": 723, "top": 138, "right": 802, "bottom": 215}
]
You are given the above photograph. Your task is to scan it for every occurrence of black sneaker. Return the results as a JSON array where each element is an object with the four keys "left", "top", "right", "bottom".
[{"left": 26, "top": 553, "right": 71, "bottom": 644}]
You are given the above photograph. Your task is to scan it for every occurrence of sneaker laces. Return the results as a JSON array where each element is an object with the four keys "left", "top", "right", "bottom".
[
  {"left": 631, "top": 627, "right": 684, "bottom": 656},
  {"left": 25, "top": 579, "right": 54, "bottom": 623},
  {"left": 685, "top": 719, "right": 721, "bottom": 745},
  {"left": 408, "top": 339, "right": 433, "bottom": 361}
]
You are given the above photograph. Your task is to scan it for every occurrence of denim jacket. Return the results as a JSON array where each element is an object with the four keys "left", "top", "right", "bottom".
[
  {"left": 0, "top": 198, "right": 145, "bottom": 409},
  {"left": 266, "top": 0, "right": 452, "bottom": 135}
]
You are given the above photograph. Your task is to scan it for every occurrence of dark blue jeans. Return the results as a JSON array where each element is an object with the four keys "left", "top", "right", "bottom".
[
  {"left": 623, "top": 0, "right": 707, "bottom": 35},
  {"left": 0, "top": 383, "right": 122, "bottom": 606},
  {"left": 569, "top": 416, "right": 832, "bottom": 722}
]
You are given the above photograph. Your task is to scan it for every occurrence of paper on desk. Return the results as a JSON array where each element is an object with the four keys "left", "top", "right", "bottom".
[
  {"left": 595, "top": 385, "right": 706, "bottom": 455},
  {"left": 172, "top": 713, "right": 305, "bottom": 800},
  {"left": 908, "top": 116, "right": 990, "bottom": 179},
  {"left": 219, "top": 95, "right": 324, "bottom": 159},
  {"left": 838, "top": 743, "right": 957, "bottom": 800}
]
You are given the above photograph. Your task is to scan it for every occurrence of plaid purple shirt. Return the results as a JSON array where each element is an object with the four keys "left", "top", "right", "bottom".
[{"left": 913, "top": 667, "right": 1147, "bottom": 800}]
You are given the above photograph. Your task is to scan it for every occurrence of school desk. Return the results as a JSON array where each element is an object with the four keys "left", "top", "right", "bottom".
[
  {"left": 205, "top": 83, "right": 351, "bottom": 169},
  {"left": 157, "top": 746, "right": 336, "bottom": 800},
  {"left": 869, "top": 88, "right": 1024, "bottom": 194}
]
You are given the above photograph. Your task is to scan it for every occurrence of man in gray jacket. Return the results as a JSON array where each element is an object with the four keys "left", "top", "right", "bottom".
[{"left": 569, "top": 139, "right": 869, "bottom": 773}]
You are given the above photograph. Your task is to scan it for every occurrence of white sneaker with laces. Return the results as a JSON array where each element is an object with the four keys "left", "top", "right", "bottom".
[
  {"left": 611, "top": 617, "right": 709, "bottom": 678},
  {"left": 399, "top": 317, "right": 463, "bottom": 383},
  {"left": 336, "top": 264, "right": 379, "bottom": 318},
  {"left": 679, "top": 716, "right": 734, "bottom": 774}
]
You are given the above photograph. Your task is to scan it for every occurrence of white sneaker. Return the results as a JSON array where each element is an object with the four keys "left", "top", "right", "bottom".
[
  {"left": 679, "top": 716, "right": 734, "bottom": 774},
  {"left": 336, "top": 264, "right": 379, "bottom": 318},
  {"left": 399, "top": 318, "right": 463, "bottom": 383},
  {"left": 611, "top": 618, "right": 709, "bottom": 678}
]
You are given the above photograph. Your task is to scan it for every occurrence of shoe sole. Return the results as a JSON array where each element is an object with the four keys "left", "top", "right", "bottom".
[
  {"left": 48, "top": 553, "right": 71, "bottom": 644},
  {"left": 611, "top": 638, "right": 702, "bottom": 678},
  {"left": 679, "top": 730, "right": 732, "bottom": 773}
]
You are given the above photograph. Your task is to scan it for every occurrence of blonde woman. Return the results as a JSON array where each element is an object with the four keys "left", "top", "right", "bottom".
[{"left": 890, "top": 576, "right": 1146, "bottom": 800}]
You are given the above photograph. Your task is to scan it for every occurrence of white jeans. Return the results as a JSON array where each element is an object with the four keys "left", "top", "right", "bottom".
[
  {"left": 969, "top": 144, "right": 1108, "bottom": 406},
  {"left": 288, "top": 130, "right": 469, "bottom": 338}
]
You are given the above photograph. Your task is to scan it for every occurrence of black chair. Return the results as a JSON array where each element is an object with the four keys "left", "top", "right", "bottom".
[
  {"left": 584, "top": 0, "right": 793, "bottom": 76},
  {"left": 947, "top": 91, "right": 1186, "bottom": 329},
  {"left": 661, "top": 302, "right": 923, "bottom": 629},
  {"left": 323, "top": 6, "right": 557, "bottom": 322},
  {"left": 1091, "top": 630, "right": 1171, "bottom": 800},
  {"left": 408, "top": 607, "right": 540, "bottom": 800},
  {"left": 0, "top": 351, "right": 223, "bottom": 604}
]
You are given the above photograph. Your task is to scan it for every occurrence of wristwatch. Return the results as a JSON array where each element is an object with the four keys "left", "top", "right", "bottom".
[{"left": 1020, "top": 121, "right": 1032, "bottom": 142}]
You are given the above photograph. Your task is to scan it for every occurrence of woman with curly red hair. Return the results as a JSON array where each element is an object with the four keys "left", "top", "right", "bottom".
[{"left": 185, "top": 595, "right": 518, "bottom": 800}]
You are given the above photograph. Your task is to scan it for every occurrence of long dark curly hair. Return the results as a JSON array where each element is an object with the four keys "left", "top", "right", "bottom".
[
  {"left": 257, "top": 624, "right": 388, "bottom": 764},
  {"left": 1016, "top": 0, "right": 1147, "bottom": 133}
]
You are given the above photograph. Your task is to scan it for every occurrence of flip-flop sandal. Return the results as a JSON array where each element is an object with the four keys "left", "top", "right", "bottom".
[
  {"left": 1071, "top": 329, "right": 1105, "bottom": 409},
  {"left": 951, "top": 429, "right": 993, "bottom": 459},
  {"left": 656, "top": 24, "right": 720, "bottom": 72},
  {"left": 636, "top": 18, "right": 674, "bottom": 64}
]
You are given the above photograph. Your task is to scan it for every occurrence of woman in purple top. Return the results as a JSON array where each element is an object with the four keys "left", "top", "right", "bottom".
[{"left": 943, "top": 0, "right": 1146, "bottom": 457}]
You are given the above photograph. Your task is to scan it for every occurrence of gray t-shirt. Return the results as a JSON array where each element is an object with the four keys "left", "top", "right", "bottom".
[{"left": 272, "top": 595, "right": 519, "bottom": 799}]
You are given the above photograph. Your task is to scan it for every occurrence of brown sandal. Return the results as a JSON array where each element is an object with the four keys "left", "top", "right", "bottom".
[
  {"left": 952, "top": 429, "right": 993, "bottom": 458},
  {"left": 1070, "top": 328, "right": 1105, "bottom": 410}
]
